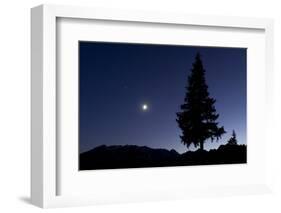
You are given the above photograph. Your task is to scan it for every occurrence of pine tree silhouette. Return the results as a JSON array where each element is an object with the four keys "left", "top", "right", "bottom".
[
  {"left": 176, "top": 53, "right": 225, "bottom": 150},
  {"left": 227, "top": 130, "right": 238, "bottom": 145}
]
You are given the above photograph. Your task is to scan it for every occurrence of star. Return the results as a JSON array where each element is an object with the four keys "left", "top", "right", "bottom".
[{"left": 142, "top": 104, "right": 148, "bottom": 111}]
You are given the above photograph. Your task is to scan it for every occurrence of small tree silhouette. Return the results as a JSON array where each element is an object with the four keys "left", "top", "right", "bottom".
[
  {"left": 227, "top": 130, "right": 238, "bottom": 145},
  {"left": 176, "top": 53, "right": 225, "bottom": 151}
]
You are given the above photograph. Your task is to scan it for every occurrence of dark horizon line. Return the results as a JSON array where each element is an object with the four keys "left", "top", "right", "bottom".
[{"left": 79, "top": 143, "right": 247, "bottom": 155}]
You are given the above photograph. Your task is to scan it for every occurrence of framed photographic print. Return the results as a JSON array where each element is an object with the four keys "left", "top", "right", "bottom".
[
  {"left": 78, "top": 42, "right": 247, "bottom": 170},
  {"left": 31, "top": 4, "right": 274, "bottom": 208}
]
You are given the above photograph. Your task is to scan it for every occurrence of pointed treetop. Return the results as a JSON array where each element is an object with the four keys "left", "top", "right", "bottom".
[{"left": 227, "top": 130, "right": 238, "bottom": 145}]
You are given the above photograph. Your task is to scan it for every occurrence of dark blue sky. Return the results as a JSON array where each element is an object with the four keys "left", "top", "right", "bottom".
[{"left": 79, "top": 41, "right": 246, "bottom": 154}]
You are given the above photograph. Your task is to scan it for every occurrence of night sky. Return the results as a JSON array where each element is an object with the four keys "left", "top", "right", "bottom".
[{"left": 79, "top": 42, "right": 246, "bottom": 154}]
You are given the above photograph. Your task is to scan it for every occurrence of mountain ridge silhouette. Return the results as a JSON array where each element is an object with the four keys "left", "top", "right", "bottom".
[{"left": 80, "top": 144, "right": 246, "bottom": 170}]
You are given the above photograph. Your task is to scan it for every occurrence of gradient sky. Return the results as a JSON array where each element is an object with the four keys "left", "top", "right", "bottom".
[{"left": 79, "top": 41, "right": 246, "bottom": 154}]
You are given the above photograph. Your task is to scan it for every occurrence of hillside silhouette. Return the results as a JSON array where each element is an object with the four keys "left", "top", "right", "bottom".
[{"left": 79, "top": 144, "right": 246, "bottom": 170}]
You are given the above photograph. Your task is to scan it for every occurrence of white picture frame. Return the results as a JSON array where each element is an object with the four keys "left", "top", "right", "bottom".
[{"left": 31, "top": 4, "right": 274, "bottom": 208}]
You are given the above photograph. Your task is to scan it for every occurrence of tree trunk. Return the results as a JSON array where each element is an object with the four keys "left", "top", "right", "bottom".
[{"left": 200, "top": 141, "right": 204, "bottom": 151}]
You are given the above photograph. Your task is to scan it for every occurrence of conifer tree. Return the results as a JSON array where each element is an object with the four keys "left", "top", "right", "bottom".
[
  {"left": 176, "top": 53, "right": 225, "bottom": 150},
  {"left": 227, "top": 130, "right": 238, "bottom": 145}
]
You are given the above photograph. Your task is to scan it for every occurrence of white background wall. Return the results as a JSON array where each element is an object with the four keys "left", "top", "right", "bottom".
[{"left": 0, "top": 0, "right": 281, "bottom": 212}]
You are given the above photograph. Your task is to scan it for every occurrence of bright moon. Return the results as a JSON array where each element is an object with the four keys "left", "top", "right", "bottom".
[{"left": 142, "top": 104, "right": 148, "bottom": 111}]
